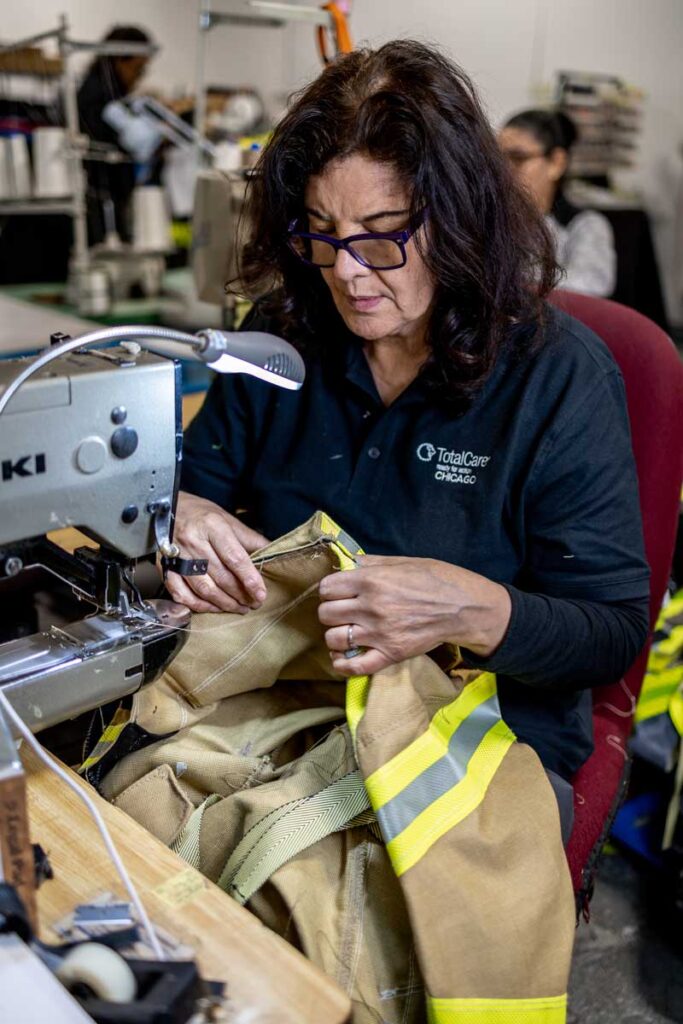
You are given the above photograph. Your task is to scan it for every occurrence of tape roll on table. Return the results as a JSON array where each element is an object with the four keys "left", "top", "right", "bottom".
[{"left": 56, "top": 942, "right": 137, "bottom": 1003}]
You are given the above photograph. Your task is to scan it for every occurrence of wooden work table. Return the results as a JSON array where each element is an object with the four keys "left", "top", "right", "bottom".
[{"left": 22, "top": 747, "right": 351, "bottom": 1024}]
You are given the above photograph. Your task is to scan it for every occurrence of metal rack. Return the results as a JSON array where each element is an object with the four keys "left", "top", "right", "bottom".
[
  {"left": 193, "top": 0, "right": 343, "bottom": 163},
  {"left": 0, "top": 18, "right": 156, "bottom": 271},
  {"left": 555, "top": 70, "right": 644, "bottom": 180}
]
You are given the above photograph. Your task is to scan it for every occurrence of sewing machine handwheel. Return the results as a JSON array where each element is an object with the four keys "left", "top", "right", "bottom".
[{"left": 56, "top": 942, "right": 137, "bottom": 1003}]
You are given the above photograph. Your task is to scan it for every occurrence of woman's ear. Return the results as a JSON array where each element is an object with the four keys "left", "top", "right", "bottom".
[{"left": 547, "top": 147, "right": 569, "bottom": 183}]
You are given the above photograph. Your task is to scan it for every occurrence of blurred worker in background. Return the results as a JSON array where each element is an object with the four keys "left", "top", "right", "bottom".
[
  {"left": 499, "top": 109, "right": 616, "bottom": 297},
  {"left": 78, "top": 25, "right": 159, "bottom": 244}
]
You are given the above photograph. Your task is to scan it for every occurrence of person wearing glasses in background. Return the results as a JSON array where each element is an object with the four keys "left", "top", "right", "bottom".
[
  {"left": 499, "top": 109, "right": 617, "bottom": 297},
  {"left": 170, "top": 42, "right": 649, "bottom": 838}
]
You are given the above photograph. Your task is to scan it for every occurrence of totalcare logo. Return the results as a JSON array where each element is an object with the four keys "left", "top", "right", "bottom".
[{"left": 416, "top": 443, "right": 490, "bottom": 486}]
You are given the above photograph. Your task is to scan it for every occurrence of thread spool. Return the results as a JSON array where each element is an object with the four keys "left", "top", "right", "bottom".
[
  {"left": 75, "top": 267, "right": 111, "bottom": 317},
  {"left": 132, "top": 186, "right": 171, "bottom": 252},
  {"left": 33, "top": 127, "right": 70, "bottom": 198},
  {"left": 0, "top": 139, "right": 12, "bottom": 200},
  {"left": 7, "top": 135, "right": 31, "bottom": 198},
  {"left": 213, "top": 141, "right": 242, "bottom": 173}
]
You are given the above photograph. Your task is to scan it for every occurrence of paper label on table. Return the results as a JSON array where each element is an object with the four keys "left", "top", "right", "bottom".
[{"left": 153, "top": 868, "right": 207, "bottom": 907}]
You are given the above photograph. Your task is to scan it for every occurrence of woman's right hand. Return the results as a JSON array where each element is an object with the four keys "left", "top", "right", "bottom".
[{"left": 165, "top": 491, "right": 269, "bottom": 614}]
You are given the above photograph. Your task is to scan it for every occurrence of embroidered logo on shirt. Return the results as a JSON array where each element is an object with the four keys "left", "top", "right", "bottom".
[
  {"left": 416, "top": 443, "right": 437, "bottom": 462},
  {"left": 416, "top": 443, "right": 490, "bottom": 485}
]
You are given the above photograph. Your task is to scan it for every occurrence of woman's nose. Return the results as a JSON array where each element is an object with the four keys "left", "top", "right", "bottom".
[{"left": 333, "top": 247, "right": 371, "bottom": 282}]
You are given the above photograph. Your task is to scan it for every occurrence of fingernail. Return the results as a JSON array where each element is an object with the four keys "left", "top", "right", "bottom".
[{"left": 254, "top": 587, "right": 267, "bottom": 602}]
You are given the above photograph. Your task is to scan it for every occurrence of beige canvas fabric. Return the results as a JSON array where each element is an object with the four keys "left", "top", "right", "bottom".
[
  {"left": 355, "top": 658, "right": 575, "bottom": 1002},
  {"left": 94, "top": 513, "right": 575, "bottom": 1023}
]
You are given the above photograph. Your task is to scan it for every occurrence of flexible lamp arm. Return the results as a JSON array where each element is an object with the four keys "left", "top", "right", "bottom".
[{"left": 0, "top": 325, "right": 305, "bottom": 417}]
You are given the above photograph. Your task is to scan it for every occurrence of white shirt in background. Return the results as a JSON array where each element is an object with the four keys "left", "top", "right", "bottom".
[{"left": 546, "top": 209, "right": 616, "bottom": 297}]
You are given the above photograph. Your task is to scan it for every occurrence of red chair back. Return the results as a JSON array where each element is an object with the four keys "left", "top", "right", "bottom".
[{"left": 550, "top": 291, "right": 683, "bottom": 902}]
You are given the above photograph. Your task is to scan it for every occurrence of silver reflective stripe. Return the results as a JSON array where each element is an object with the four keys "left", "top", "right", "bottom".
[
  {"left": 377, "top": 694, "right": 501, "bottom": 843},
  {"left": 335, "top": 528, "right": 362, "bottom": 558}
]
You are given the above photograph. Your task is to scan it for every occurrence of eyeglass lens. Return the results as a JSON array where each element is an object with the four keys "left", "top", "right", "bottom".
[
  {"left": 503, "top": 149, "right": 545, "bottom": 166},
  {"left": 290, "top": 235, "right": 405, "bottom": 269}
]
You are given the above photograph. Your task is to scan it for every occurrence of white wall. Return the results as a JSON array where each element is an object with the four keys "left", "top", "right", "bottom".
[
  {"left": 0, "top": 1, "right": 296, "bottom": 107},
  {"left": 288, "top": 0, "right": 683, "bottom": 322},
  {"left": 3, "top": 1, "right": 683, "bottom": 321}
]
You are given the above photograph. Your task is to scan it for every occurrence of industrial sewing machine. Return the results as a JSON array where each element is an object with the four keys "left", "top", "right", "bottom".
[
  {"left": 0, "top": 324, "right": 303, "bottom": 1017},
  {"left": 0, "top": 324, "right": 304, "bottom": 734}
]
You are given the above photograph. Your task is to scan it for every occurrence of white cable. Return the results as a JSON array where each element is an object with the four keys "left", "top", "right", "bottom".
[{"left": 0, "top": 690, "right": 164, "bottom": 960}]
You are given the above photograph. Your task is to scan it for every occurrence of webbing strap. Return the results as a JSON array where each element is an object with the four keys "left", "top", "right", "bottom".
[
  {"left": 218, "top": 769, "right": 372, "bottom": 905},
  {"left": 170, "top": 793, "right": 221, "bottom": 868},
  {"left": 427, "top": 994, "right": 567, "bottom": 1023}
]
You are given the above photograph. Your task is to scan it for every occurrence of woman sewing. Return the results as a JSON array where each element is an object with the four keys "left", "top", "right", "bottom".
[{"left": 168, "top": 41, "right": 649, "bottom": 836}]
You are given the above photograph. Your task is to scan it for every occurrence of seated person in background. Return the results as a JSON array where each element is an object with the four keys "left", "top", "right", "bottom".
[{"left": 499, "top": 109, "right": 616, "bottom": 297}]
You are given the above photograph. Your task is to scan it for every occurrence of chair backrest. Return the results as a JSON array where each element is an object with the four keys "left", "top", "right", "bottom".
[{"left": 550, "top": 291, "right": 683, "bottom": 717}]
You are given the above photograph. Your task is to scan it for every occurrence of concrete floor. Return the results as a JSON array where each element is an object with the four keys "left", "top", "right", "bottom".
[{"left": 569, "top": 850, "right": 683, "bottom": 1023}]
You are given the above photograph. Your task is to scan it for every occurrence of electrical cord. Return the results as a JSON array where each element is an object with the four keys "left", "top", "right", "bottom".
[{"left": 0, "top": 690, "right": 164, "bottom": 960}]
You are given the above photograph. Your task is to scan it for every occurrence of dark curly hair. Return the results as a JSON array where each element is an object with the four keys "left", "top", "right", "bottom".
[{"left": 238, "top": 40, "right": 558, "bottom": 409}]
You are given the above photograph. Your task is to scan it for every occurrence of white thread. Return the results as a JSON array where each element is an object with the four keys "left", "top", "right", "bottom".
[
  {"left": 594, "top": 677, "right": 637, "bottom": 719},
  {"left": 606, "top": 734, "right": 628, "bottom": 761}
]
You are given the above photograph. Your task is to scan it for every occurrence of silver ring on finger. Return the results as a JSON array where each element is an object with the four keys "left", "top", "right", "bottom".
[{"left": 344, "top": 623, "right": 363, "bottom": 660}]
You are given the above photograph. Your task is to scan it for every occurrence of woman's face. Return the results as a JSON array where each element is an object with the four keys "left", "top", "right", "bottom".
[
  {"left": 304, "top": 153, "right": 435, "bottom": 345},
  {"left": 114, "top": 55, "right": 150, "bottom": 94},
  {"left": 498, "top": 126, "right": 567, "bottom": 214}
]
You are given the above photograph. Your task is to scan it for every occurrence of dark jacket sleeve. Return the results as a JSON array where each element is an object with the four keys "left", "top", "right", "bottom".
[{"left": 464, "top": 366, "right": 650, "bottom": 689}]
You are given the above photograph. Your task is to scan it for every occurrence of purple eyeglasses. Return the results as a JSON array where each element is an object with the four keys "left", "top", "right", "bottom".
[{"left": 286, "top": 207, "right": 428, "bottom": 271}]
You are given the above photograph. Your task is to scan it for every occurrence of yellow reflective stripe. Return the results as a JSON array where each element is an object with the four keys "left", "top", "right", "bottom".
[
  {"left": 386, "top": 718, "right": 514, "bottom": 875},
  {"left": 671, "top": 689, "right": 683, "bottom": 737},
  {"left": 346, "top": 673, "right": 371, "bottom": 739},
  {"left": 320, "top": 512, "right": 364, "bottom": 563},
  {"left": 332, "top": 544, "right": 357, "bottom": 571},
  {"left": 428, "top": 993, "right": 566, "bottom": 1023},
  {"left": 660, "top": 590, "right": 683, "bottom": 621},
  {"left": 319, "top": 511, "right": 340, "bottom": 537},
  {"left": 78, "top": 716, "right": 128, "bottom": 772},
  {"left": 324, "top": 523, "right": 368, "bottom": 741},
  {"left": 365, "top": 673, "right": 498, "bottom": 809},
  {"left": 636, "top": 668, "right": 683, "bottom": 723},
  {"left": 646, "top": 637, "right": 683, "bottom": 674}
]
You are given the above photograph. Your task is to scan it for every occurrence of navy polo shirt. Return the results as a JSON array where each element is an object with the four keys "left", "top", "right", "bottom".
[{"left": 181, "top": 304, "right": 650, "bottom": 780}]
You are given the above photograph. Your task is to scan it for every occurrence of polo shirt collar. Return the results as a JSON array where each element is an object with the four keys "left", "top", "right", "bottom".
[{"left": 337, "top": 327, "right": 432, "bottom": 409}]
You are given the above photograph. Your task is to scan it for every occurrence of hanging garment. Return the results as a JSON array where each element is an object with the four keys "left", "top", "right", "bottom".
[
  {"left": 82, "top": 512, "right": 576, "bottom": 1024},
  {"left": 632, "top": 587, "right": 683, "bottom": 773}
]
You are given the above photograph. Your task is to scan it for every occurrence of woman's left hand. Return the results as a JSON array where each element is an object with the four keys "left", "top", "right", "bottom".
[{"left": 318, "top": 555, "right": 511, "bottom": 676}]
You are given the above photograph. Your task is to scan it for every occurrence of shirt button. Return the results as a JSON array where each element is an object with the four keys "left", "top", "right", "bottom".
[{"left": 368, "top": 446, "right": 381, "bottom": 459}]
